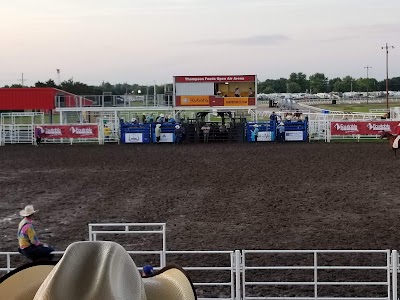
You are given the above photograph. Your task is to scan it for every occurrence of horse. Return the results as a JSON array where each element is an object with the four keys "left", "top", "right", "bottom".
[{"left": 380, "top": 131, "right": 400, "bottom": 157}]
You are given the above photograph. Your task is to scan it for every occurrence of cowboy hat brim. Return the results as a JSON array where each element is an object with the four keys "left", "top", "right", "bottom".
[
  {"left": 20, "top": 210, "right": 37, "bottom": 217},
  {"left": 0, "top": 261, "right": 57, "bottom": 299},
  {"left": 25, "top": 241, "right": 196, "bottom": 300}
]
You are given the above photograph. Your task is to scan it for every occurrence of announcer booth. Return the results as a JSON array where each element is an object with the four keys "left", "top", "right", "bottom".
[{"left": 173, "top": 75, "right": 257, "bottom": 112}]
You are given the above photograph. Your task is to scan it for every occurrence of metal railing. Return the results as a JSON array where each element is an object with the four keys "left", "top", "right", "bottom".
[{"left": 241, "top": 249, "right": 391, "bottom": 300}]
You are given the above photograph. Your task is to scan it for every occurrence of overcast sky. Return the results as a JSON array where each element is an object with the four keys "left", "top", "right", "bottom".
[{"left": 0, "top": 0, "right": 399, "bottom": 86}]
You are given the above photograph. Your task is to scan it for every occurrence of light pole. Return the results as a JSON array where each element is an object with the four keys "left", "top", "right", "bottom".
[
  {"left": 381, "top": 43, "right": 394, "bottom": 114},
  {"left": 364, "top": 65, "right": 372, "bottom": 104}
]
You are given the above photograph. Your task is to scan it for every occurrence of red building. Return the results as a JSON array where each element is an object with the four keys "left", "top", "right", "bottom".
[{"left": 0, "top": 88, "right": 92, "bottom": 111}]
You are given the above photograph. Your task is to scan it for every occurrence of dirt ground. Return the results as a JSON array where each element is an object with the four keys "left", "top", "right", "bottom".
[{"left": 1, "top": 142, "right": 400, "bottom": 297}]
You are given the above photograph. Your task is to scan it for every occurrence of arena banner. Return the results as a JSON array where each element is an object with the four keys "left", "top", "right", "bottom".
[
  {"left": 257, "top": 131, "right": 273, "bottom": 142},
  {"left": 40, "top": 125, "right": 99, "bottom": 139},
  {"left": 224, "top": 97, "right": 249, "bottom": 106},
  {"left": 180, "top": 95, "right": 210, "bottom": 106},
  {"left": 124, "top": 133, "right": 143, "bottom": 143},
  {"left": 331, "top": 121, "right": 399, "bottom": 135},
  {"left": 285, "top": 131, "right": 304, "bottom": 141},
  {"left": 175, "top": 75, "right": 256, "bottom": 83}
]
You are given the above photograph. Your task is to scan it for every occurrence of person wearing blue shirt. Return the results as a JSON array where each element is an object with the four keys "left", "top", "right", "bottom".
[
  {"left": 252, "top": 124, "right": 259, "bottom": 142},
  {"left": 277, "top": 122, "right": 285, "bottom": 143}
]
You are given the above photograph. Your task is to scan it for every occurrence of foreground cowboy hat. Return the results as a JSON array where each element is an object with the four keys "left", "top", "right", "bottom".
[
  {"left": 0, "top": 241, "right": 196, "bottom": 300},
  {"left": 20, "top": 205, "right": 37, "bottom": 217}
]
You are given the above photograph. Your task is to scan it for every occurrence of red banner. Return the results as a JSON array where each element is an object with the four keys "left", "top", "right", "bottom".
[
  {"left": 39, "top": 125, "right": 99, "bottom": 139},
  {"left": 331, "top": 121, "right": 399, "bottom": 135},
  {"left": 175, "top": 75, "right": 256, "bottom": 83}
]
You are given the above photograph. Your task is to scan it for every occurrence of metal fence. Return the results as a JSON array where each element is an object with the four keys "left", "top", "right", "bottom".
[{"left": 2, "top": 223, "right": 400, "bottom": 299}]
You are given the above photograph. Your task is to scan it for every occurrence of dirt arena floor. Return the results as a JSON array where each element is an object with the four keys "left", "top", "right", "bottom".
[{"left": 1, "top": 142, "right": 400, "bottom": 297}]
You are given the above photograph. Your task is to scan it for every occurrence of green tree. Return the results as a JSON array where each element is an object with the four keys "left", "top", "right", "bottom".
[
  {"left": 287, "top": 82, "right": 301, "bottom": 93},
  {"left": 309, "top": 73, "right": 328, "bottom": 93}
]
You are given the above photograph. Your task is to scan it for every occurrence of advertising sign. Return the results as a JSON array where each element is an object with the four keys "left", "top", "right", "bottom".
[
  {"left": 125, "top": 133, "right": 143, "bottom": 143},
  {"left": 40, "top": 125, "right": 98, "bottom": 139},
  {"left": 331, "top": 121, "right": 398, "bottom": 135},
  {"left": 175, "top": 75, "right": 256, "bottom": 83},
  {"left": 257, "top": 131, "right": 273, "bottom": 142},
  {"left": 159, "top": 133, "right": 174, "bottom": 143},
  {"left": 180, "top": 96, "right": 210, "bottom": 106},
  {"left": 223, "top": 97, "right": 249, "bottom": 106},
  {"left": 285, "top": 131, "right": 304, "bottom": 141}
]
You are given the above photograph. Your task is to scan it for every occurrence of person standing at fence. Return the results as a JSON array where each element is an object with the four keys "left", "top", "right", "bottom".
[
  {"left": 35, "top": 126, "right": 44, "bottom": 146},
  {"left": 277, "top": 122, "right": 285, "bottom": 143},
  {"left": 252, "top": 124, "right": 259, "bottom": 142},
  {"left": 17, "top": 205, "right": 54, "bottom": 262},
  {"left": 174, "top": 125, "right": 183, "bottom": 144},
  {"left": 201, "top": 123, "right": 211, "bottom": 143},
  {"left": 155, "top": 124, "right": 162, "bottom": 144}
]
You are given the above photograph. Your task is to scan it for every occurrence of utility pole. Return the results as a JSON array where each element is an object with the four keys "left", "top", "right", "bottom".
[
  {"left": 364, "top": 65, "right": 372, "bottom": 104},
  {"left": 382, "top": 43, "right": 394, "bottom": 114},
  {"left": 56, "top": 69, "right": 61, "bottom": 86},
  {"left": 18, "top": 73, "right": 28, "bottom": 87}
]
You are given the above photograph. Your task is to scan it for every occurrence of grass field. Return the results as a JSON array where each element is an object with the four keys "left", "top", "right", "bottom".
[{"left": 313, "top": 103, "right": 389, "bottom": 113}]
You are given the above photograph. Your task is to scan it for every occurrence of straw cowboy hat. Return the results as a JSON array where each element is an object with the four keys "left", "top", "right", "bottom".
[
  {"left": 0, "top": 241, "right": 196, "bottom": 300},
  {"left": 253, "top": 124, "right": 259, "bottom": 127},
  {"left": 175, "top": 125, "right": 180, "bottom": 129},
  {"left": 20, "top": 205, "right": 37, "bottom": 217},
  {"left": 279, "top": 122, "right": 284, "bottom": 126},
  {"left": 156, "top": 124, "right": 161, "bottom": 128}
]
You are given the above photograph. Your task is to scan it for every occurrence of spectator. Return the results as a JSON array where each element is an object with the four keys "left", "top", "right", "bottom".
[
  {"left": 234, "top": 87, "right": 241, "bottom": 97},
  {"left": 248, "top": 87, "right": 255, "bottom": 97},
  {"left": 131, "top": 117, "right": 138, "bottom": 124},
  {"left": 145, "top": 114, "right": 154, "bottom": 124},
  {"left": 174, "top": 125, "right": 183, "bottom": 144},
  {"left": 35, "top": 126, "right": 44, "bottom": 146},
  {"left": 201, "top": 123, "right": 211, "bottom": 143},
  {"left": 104, "top": 125, "right": 112, "bottom": 141},
  {"left": 168, "top": 115, "right": 176, "bottom": 123},
  {"left": 156, "top": 114, "right": 165, "bottom": 123},
  {"left": 277, "top": 122, "right": 285, "bottom": 143},
  {"left": 270, "top": 111, "right": 277, "bottom": 123},
  {"left": 142, "top": 265, "right": 154, "bottom": 277},
  {"left": 252, "top": 124, "right": 259, "bottom": 142},
  {"left": 155, "top": 124, "right": 162, "bottom": 143},
  {"left": 17, "top": 205, "right": 54, "bottom": 262}
]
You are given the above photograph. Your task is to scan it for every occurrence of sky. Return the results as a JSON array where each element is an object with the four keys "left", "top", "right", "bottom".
[{"left": 0, "top": 0, "right": 399, "bottom": 86}]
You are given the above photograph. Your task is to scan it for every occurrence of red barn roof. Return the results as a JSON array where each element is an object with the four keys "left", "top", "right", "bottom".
[{"left": 0, "top": 88, "right": 92, "bottom": 110}]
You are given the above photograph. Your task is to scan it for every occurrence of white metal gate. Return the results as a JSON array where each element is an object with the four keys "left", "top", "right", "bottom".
[{"left": 241, "top": 249, "right": 391, "bottom": 300}]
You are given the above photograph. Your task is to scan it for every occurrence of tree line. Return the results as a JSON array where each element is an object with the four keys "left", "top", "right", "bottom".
[{"left": 1, "top": 73, "right": 400, "bottom": 95}]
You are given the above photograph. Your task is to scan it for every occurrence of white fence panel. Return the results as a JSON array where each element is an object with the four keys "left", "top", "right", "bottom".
[{"left": 241, "top": 250, "right": 391, "bottom": 300}]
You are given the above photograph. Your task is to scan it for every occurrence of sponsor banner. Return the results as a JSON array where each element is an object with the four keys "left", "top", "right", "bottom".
[
  {"left": 224, "top": 97, "right": 249, "bottom": 106},
  {"left": 175, "top": 75, "right": 256, "bottom": 83},
  {"left": 125, "top": 133, "right": 143, "bottom": 143},
  {"left": 257, "top": 131, "right": 273, "bottom": 142},
  {"left": 331, "top": 121, "right": 399, "bottom": 135},
  {"left": 159, "top": 132, "right": 174, "bottom": 143},
  {"left": 180, "top": 95, "right": 210, "bottom": 106},
  {"left": 41, "top": 125, "right": 98, "bottom": 139},
  {"left": 285, "top": 131, "right": 304, "bottom": 141}
]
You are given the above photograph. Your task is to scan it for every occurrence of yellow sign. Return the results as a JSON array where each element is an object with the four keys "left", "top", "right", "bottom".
[
  {"left": 224, "top": 97, "right": 249, "bottom": 106},
  {"left": 180, "top": 96, "right": 209, "bottom": 106}
]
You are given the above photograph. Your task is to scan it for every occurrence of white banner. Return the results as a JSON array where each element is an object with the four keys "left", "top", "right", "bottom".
[
  {"left": 125, "top": 133, "right": 143, "bottom": 143},
  {"left": 159, "top": 133, "right": 174, "bottom": 143},
  {"left": 257, "top": 131, "right": 273, "bottom": 142},
  {"left": 285, "top": 131, "right": 304, "bottom": 141}
]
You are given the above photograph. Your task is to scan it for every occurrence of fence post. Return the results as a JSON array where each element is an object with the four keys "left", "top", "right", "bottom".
[
  {"left": 235, "top": 250, "right": 241, "bottom": 300},
  {"left": 393, "top": 250, "right": 398, "bottom": 300}
]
